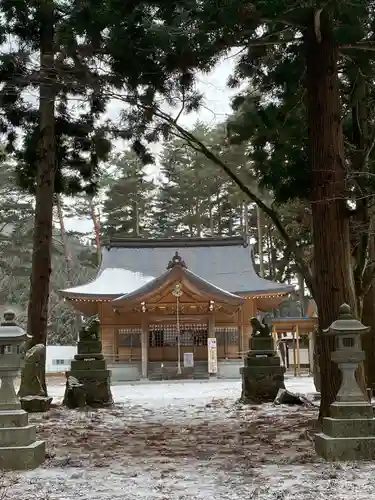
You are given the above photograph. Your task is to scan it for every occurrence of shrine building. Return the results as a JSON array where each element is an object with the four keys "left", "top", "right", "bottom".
[{"left": 60, "top": 236, "right": 294, "bottom": 381}]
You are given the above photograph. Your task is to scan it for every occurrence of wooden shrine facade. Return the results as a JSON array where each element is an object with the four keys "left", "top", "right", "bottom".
[{"left": 60, "top": 237, "right": 295, "bottom": 379}]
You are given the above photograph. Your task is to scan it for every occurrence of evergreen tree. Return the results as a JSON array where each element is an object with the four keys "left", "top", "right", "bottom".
[
  {"left": 101, "top": 152, "right": 155, "bottom": 238},
  {"left": 97, "top": 1, "right": 375, "bottom": 417},
  {"left": 0, "top": 0, "right": 112, "bottom": 395},
  {"left": 155, "top": 123, "right": 247, "bottom": 237}
]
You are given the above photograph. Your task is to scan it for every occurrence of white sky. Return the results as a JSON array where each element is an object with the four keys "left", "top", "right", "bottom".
[{"left": 64, "top": 55, "right": 238, "bottom": 234}]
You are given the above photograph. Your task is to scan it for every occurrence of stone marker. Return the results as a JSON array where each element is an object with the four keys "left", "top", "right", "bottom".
[
  {"left": 240, "top": 317, "right": 285, "bottom": 403},
  {"left": 315, "top": 303, "right": 375, "bottom": 461},
  {"left": 0, "top": 311, "right": 45, "bottom": 469},
  {"left": 18, "top": 343, "right": 53, "bottom": 412},
  {"left": 64, "top": 316, "right": 113, "bottom": 408}
]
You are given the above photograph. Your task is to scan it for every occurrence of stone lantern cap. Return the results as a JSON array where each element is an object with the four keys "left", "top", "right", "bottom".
[
  {"left": 0, "top": 310, "right": 26, "bottom": 340},
  {"left": 323, "top": 304, "right": 370, "bottom": 336}
]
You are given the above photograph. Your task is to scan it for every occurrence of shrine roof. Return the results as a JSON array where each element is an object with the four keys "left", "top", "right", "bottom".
[
  {"left": 112, "top": 262, "right": 244, "bottom": 305},
  {"left": 60, "top": 236, "right": 294, "bottom": 299},
  {"left": 59, "top": 268, "right": 155, "bottom": 298}
]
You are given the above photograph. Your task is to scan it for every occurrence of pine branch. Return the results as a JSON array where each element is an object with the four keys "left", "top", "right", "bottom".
[
  {"left": 340, "top": 42, "right": 375, "bottom": 51},
  {"left": 146, "top": 104, "right": 314, "bottom": 290}
]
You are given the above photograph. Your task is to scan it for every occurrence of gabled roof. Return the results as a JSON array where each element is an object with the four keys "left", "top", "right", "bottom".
[
  {"left": 113, "top": 251, "right": 244, "bottom": 307},
  {"left": 59, "top": 269, "right": 155, "bottom": 299},
  {"left": 103, "top": 236, "right": 294, "bottom": 295},
  {"left": 60, "top": 236, "right": 294, "bottom": 299}
]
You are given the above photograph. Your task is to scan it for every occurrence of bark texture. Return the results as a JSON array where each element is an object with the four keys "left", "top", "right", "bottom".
[
  {"left": 20, "top": 0, "right": 55, "bottom": 398},
  {"left": 305, "top": 10, "right": 360, "bottom": 418}
]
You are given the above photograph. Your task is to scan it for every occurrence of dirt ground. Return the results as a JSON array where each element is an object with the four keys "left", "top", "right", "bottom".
[{"left": 3, "top": 379, "right": 374, "bottom": 499}]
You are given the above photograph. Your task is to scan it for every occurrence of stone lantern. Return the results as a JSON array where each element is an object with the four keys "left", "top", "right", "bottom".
[
  {"left": 0, "top": 311, "right": 45, "bottom": 470},
  {"left": 315, "top": 303, "right": 375, "bottom": 461},
  {"left": 0, "top": 310, "right": 27, "bottom": 411}
]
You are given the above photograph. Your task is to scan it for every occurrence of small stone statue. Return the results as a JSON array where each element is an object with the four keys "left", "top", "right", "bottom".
[
  {"left": 250, "top": 317, "right": 271, "bottom": 337},
  {"left": 79, "top": 316, "right": 100, "bottom": 341},
  {"left": 18, "top": 344, "right": 52, "bottom": 412},
  {"left": 18, "top": 344, "right": 45, "bottom": 398}
]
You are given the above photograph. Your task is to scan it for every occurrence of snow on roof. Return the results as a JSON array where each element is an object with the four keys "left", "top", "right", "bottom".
[
  {"left": 61, "top": 237, "right": 295, "bottom": 298},
  {"left": 60, "top": 268, "right": 155, "bottom": 297}
]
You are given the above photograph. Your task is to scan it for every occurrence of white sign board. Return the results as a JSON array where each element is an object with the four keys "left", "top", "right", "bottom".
[
  {"left": 184, "top": 352, "right": 194, "bottom": 368},
  {"left": 207, "top": 337, "right": 218, "bottom": 374}
]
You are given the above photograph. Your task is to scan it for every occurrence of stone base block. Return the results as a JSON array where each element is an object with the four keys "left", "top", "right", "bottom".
[
  {"left": 64, "top": 372, "right": 113, "bottom": 408},
  {"left": 315, "top": 433, "right": 375, "bottom": 461},
  {"left": 323, "top": 417, "right": 375, "bottom": 438},
  {"left": 20, "top": 396, "right": 53, "bottom": 413},
  {"left": 0, "top": 425, "right": 36, "bottom": 447},
  {"left": 0, "top": 410, "right": 28, "bottom": 428},
  {"left": 330, "top": 402, "right": 373, "bottom": 419},
  {"left": 70, "top": 359, "right": 107, "bottom": 371},
  {"left": 245, "top": 357, "right": 281, "bottom": 367},
  {"left": 0, "top": 440, "right": 45, "bottom": 470},
  {"left": 240, "top": 365, "right": 285, "bottom": 403},
  {"left": 250, "top": 338, "right": 274, "bottom": 351},
  {"left": 77, "top": 341, "right": 103, "bottom": 358},
  {"left": 66, "top": 369, "right": 111, "bottom": 380}
]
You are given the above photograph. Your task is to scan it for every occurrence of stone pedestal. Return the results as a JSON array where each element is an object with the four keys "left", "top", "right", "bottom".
[
  {"left": 0, "top": 311, "right": 45, "bottom": 469},
  {"left": 315, "top": 304, "right": 375, "bottom": 461},
  {"left": 64, "top": 339, "right": 113, "bottom": 408},
  {"left": 0, "top": 408, "right": 45, "bottom": 470},
  {"left": 240, "top": 336, "right": 285, "bottom": 403}
]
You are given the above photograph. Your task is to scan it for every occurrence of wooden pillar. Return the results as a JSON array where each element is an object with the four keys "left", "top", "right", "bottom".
[
  {"left": 141, "top": 315, "right": 148, "bottom": 378},
  {"left": 208, "top": 313, "right": 215, "bottom": 338},
  {"left": 238, "top": 305, "right": 244, "bottom": 355},
  {"left": 99, "top": 303, "right": 116, "bottom": 362},
  {"left": 308, "top": 331, "right": 314, "bottom": 375}
]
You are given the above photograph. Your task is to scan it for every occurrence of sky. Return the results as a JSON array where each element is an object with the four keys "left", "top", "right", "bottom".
[{"left": 64, "top": 54, "right": 239, "bottom": 234}]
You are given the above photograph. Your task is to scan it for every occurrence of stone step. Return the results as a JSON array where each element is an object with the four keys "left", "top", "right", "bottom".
[
  {"left": 0, "top": 440, "right": 45, "bottom": 470},
  {"left": 0, "top": 425, "right": 36, "bottom": 447},
  {"left": 315, "top": 433, "right": 375, "bottom": 461},
  {"left": 0, "top": 410, "right": 28, "bottom": 428},
  {"left": 323, "top": 417, "right": 375, "bottom": 438},
  {"left": 330, "top": 402, "right": 374, "bottom": 419},
  {"left": 70, "top": 359, "right": 107, "bottom": 371}
]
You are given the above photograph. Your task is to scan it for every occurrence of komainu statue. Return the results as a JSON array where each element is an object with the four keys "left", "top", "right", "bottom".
[
  {"left": 79, "top": 315, "right": 100, "bottom": 341},
  {"left": 250, "top": 317, "right": 271, "bottom": 337}
]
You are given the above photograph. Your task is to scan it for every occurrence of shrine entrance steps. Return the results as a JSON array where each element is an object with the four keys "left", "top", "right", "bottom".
[{"left": 148, "top": 361, "right": 209, "bottom": 381}]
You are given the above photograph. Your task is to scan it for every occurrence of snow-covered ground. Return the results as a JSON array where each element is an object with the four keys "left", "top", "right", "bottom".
[{"left": 4, "top": 376, "right": 375, "bottom": 499}]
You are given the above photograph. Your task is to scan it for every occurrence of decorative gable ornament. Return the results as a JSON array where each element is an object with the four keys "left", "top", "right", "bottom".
[{"left": 167, "top": 251, "right": 187, "bottom": 269}]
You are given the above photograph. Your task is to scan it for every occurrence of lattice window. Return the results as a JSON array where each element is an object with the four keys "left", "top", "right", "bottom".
[
  {"left": 149, "top": 324, "right": 208, "bottom": 347},
  {"left": 181, "top": 324, "right": 208, "bottom": 346},
  {"left": 215, "top": 327, "right": 239, "bottom": 346},
  {"left": 118, "top": 328, "right": 142, "bottom": 348}
]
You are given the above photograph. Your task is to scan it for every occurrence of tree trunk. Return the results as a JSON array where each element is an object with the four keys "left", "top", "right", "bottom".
[
  {"left": 209, "top": 197, "right": 214, "bottom": 235},
  {"left": 56, "top": 194, "right": 81, "bottom": 343},
  {"left": 20, "top": 0, "right": 55, "bottom": 398},
  {"left": 89, "top": 199, "right": 101, "bottom": 265},
  {"left": 362, "top": 232, "right": 375, "bottom": 389},
  {"left": 305, "top": 10, "right": 360, "bottom": 419},
  {"left": 55, "top": 194, "right": 72, "bottom": 284},
  {"left": 256, "top": 205, "right": 264, "bottom": 277},
  {"left": 362, "top": 279, "right": 375, "bottom": 390},
  {"left": 133, "top": 200, "right": 140, "bottom": 236}
]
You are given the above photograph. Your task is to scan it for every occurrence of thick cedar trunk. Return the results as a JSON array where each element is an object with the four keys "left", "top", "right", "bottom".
[
  {"left": 351, "top": 72, "right": 369, "bottom": 318},
  {"left": 362, "top": 234, "right": 375, "bottom": 389},
  {"left": 362, "top": 280, "right": 375, "bottom": 390},
  {"left": 21, "top": 0, "right": 55, "bottom": 397},
  {"left": 305, "top": 11, "right": 360, "bottom": 418}
]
